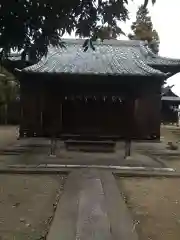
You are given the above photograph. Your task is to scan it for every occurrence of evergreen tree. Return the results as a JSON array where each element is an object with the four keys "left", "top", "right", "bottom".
[{"left": 128, "top": 5, "right": 159, "bottom": 53}]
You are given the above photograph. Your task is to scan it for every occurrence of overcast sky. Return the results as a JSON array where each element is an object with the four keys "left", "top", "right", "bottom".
[
  {"left": 126, "top": 0, "right": 180, "bottom": 95},
  {"left": 64, "top": 0, "right": 180, "bottom": 95}
]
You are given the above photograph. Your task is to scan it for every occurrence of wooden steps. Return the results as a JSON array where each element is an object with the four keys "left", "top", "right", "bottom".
[{"left": 64, "top": 140, "right": 116, "bottom": 152}]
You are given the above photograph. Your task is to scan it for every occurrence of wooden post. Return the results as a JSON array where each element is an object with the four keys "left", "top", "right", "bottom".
[
  {"left": 124, "top": 96, "right": 134, "bottom": 159},
  {"left": 124, "top": 139, "right": 131, "bottom": 158},
  {"left": 4, "top": 103, "right": 8, "bottom": 125},
  {"left": 49, "top": 118, "right": 58, "bottom": 157},
  {"left": 50, "top": 135, "right": 57, "bottom": 157},
  {"left": 16, "top": 127, "right": 20, "bottom": 140}
]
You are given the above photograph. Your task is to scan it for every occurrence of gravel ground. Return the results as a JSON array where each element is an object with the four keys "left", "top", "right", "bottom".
[
  {"left": 116, "top": 177, "right": 180, "bottom": 240},
  {"left": 0, "top": 174, "right": 67, "bottom": 240}
]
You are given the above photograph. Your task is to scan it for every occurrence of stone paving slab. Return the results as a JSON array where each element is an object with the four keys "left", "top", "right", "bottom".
[
  {"left": 100, "top": 170, "right": 138, "bottom": 240},
  {"left": 76, "top": 170, "right": 112, "bottom": 240},
  {"left": 47, "top": 169, "right": 138, "bottom": 240},
  {"left": 47, "top": 170, "right": 80, "bottom": 240}
]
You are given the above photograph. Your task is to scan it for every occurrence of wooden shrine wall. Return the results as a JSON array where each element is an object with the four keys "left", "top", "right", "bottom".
[
  {"left": 134, "top": 80, "right": 162, "bottom": 140},
  {"left": 20, "top": 80, "right": 42, "bottom": 137},
  {"left": 20, "top": 79, "right": 63, "bottom": 137},
  {"left": 62, "top": 97, "right": 128, "bottom": 137},
  {"left": 19, "top": 75, "right": 162, "bottom": 140},
  {"left": 134, "top": 95, "right": 161, "bottom": 139}
]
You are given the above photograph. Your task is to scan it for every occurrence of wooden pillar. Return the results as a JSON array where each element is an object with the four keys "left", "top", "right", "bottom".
[
  {"left": 124, "top": 97, "right": 135, "bottom": 158},
  {"left": 50, "top": 136, "right": 57, "bottom": 157},
  {"left": 19, "top": 81, "right": 29, "bottom": 138},
  {"left": 48, "top": 95, "right": 63, "bottom": 157},
  {"left": 60, "top": 102, "right": 63, "bottom": 135},
  {"left": 125, "top": 139, "right": 131, "bottom": 157}
]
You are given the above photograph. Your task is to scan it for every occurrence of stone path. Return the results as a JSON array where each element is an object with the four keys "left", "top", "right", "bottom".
[{"left": 47, "top": 169, "right": 138, "bottom": 240}]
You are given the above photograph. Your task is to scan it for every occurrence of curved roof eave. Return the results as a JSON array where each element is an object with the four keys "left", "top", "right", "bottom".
[{"left": 140, "top": 42, "right": 180, "bottom": 68}]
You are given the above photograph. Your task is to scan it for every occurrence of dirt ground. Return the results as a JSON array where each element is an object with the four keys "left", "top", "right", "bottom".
[
  {"left": 1, "top": 125, "right": 180, "bottom": 240},
  {"left": 0, "top": 174, "right": 66, "bottom": 240},
  {"left": 161, "top": 125, "right": 180, "bottom": 143},
  {"left": 115, "top": 126, "right": 180, "bottom": 240},
  {"left": 116, "top": 177, "right": 180, "bottom": 240},
  {"left": 159, "top": 125, "right": 180, "bottom": 171}
]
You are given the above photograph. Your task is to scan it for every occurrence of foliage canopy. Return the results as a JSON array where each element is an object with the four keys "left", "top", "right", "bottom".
[{"left": 0, "top": 0, "right": 155, "bottom": 60}]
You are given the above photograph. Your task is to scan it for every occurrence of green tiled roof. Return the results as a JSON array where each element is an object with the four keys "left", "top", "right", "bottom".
[{"left": 22, "top": 39, "right": 167, "bottom": 77}]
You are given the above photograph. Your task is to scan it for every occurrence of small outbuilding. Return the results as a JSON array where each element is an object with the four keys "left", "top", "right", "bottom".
[
  {"left": 17, "top": 39, "right": 169, "bottom": 141},
  {"left": 161, "top": 85, "right": 180, "bottom": 125}
]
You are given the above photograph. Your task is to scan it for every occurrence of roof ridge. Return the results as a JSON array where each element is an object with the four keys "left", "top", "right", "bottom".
[{"left": 61, "top": 38, "right": 143, "bottom": 47}]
